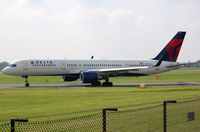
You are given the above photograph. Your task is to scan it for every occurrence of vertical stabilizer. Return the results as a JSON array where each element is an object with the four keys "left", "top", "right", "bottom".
[{"left": 153, "top": 31, "right": 186, "bottom": 62}]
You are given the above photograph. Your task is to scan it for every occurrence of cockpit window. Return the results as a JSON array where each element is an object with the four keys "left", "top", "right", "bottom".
[{"left": 10, "top": 64, "right": 17, "bottom": 67}]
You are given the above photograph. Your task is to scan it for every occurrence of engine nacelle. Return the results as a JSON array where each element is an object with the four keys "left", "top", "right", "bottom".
[
  {"left": 62, "top": 74, "right": 79, "bottom": 81},
  {"left": 81, "top": 71, "right": 100, "bottom": 83}
]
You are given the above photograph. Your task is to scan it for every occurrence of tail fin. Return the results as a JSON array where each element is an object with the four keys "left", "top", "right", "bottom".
[{"left": 153, "top": 31, "right": 186, "bottom": 62}]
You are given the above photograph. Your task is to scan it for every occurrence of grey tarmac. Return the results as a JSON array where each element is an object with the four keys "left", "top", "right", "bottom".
[{"left": 0, "top": 82, "right": 200, "bottom": 88}]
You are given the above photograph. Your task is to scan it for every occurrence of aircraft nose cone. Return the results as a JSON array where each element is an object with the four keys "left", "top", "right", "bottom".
[{"left": 2, "top": 67, "right": 11, "bottom": 75}]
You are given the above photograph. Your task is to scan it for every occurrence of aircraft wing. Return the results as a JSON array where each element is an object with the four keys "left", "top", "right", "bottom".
[
  {"left": 86, "top": 66, "right": 149, "bottom": 76},
  {"left": 84, "top": 58, "right": 163, "bottom": 76}
]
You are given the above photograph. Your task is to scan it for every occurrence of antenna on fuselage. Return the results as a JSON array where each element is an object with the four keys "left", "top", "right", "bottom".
[{"left": 91, "top": 56, "right": 94, "bottom": 59}]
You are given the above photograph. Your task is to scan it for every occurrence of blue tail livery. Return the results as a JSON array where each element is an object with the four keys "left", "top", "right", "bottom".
[{"left": 153, "top": 31, "right": 186, "bottom": 62}]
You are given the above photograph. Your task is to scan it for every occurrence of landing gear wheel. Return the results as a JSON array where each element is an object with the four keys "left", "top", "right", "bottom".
[
  {"left": 103, "top": 76, "right": 113, "bottom": 87},
  {"left": 23, "top": 75, "right": 30, "bottom": 87},
  {"left": 25, "top": 83, "right": 30, "bottom": 87},
  {"left": 102, "top": 82, "right": 113, "bottom": 87}
]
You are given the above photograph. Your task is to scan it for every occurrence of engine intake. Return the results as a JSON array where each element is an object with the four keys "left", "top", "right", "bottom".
[{"left": 81, "top": 71, "right": 100, "bottom": 83}]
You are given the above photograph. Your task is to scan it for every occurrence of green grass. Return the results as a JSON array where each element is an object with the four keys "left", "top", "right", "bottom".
[
  {"left": 0, "top": 86, "right": 200, "bottom": 131},
  {"left": 0, "top": 73, "right": 63, "bottom": 84},
  {"left": 0, "top": 86, "right": 200, "bottom": 121},
  {"left": 0, "top": 68, "right": 200, "bottom": 131},
  {"left": 111, "top": 68, "right": 200, "bottom": 83}
]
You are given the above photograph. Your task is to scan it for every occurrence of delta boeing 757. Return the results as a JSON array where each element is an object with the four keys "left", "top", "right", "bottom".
[{"left": 2, "top": 31, "right": 186, "bottom": 87}]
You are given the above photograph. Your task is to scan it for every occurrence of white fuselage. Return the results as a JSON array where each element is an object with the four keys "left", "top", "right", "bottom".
[{"left": 2, "top": 59, "right": 180, "bottom": 77}]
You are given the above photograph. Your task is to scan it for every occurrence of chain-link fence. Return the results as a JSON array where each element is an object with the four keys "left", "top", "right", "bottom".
[
  {"left": 1, "top": 98, "right": 200, "bottom": 132},
  {"left": 1, "top": 109, "right": 103, "bottom": 132}
]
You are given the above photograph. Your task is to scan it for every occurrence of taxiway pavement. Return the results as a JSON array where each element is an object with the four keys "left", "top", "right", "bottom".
[{"left": 0, "top": 82, "right": 200, "bottom": 88}]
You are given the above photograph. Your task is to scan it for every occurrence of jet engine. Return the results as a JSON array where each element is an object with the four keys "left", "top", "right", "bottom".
[{"left": 80, "top": 71, "right": 101, "bottom": 83}]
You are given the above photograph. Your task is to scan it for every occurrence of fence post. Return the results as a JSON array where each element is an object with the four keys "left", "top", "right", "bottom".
[
  {"left": 10, "top": 119, "right": 14, "bottom": 132},
  {"left": 10, "top": 118, "right": 28, "bottom": 132},
  {"left": 163, "top": 100, "right": 177, "bottom": 132},
  {"left": 102, "top": 108, "right": 118, "bottom": 132}
]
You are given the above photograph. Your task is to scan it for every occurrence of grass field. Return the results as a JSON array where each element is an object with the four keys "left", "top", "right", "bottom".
[
  {"left": 0, "top": 86, "right": 200, "bottom": 121},
  {"left": 0, "top": 86, "right": 200, "bottom": 131},
  {"left": 0, "top": 68, "right": 200, "bottom": 131}
]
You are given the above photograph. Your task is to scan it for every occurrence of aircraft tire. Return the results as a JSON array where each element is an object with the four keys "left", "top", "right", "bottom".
[
  {"left": 25, "top": 83, "right": 30, "bottom": 87},
  {"left": 103, "top": 82, "right": 113, "bottom": 87}
]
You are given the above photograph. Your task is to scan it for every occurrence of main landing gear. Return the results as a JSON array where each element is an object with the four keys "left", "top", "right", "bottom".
[
  {"left": 22, "top": 76, "right": 30, "bottom": 87},
  {"left": 91, "top": 77, "right": 113, "bottom": 87},
  {"left": 102, "top": 77, "right": 113, "bottom": 87},
  {"left": 102, "top": 82, "right": 113, "bottom": 87}
]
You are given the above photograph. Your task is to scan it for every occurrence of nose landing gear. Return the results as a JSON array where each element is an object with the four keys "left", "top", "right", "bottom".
[{"left": 22, "top": 76, "right": 30, "bottom": 87}]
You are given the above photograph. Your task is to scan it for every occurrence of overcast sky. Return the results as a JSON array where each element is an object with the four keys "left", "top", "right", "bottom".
[{"left": 0, "top": 0, "right": 199, "bottom": 63}]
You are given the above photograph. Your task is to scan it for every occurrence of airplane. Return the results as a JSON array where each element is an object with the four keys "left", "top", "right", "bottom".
[{"left": 2, "top": 31, "right": 186, "bottom": 87}]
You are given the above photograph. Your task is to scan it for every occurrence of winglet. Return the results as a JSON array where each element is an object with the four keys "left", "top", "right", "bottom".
[{"left": 153, "top": 31, "right": 186, "bottom": 62}]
